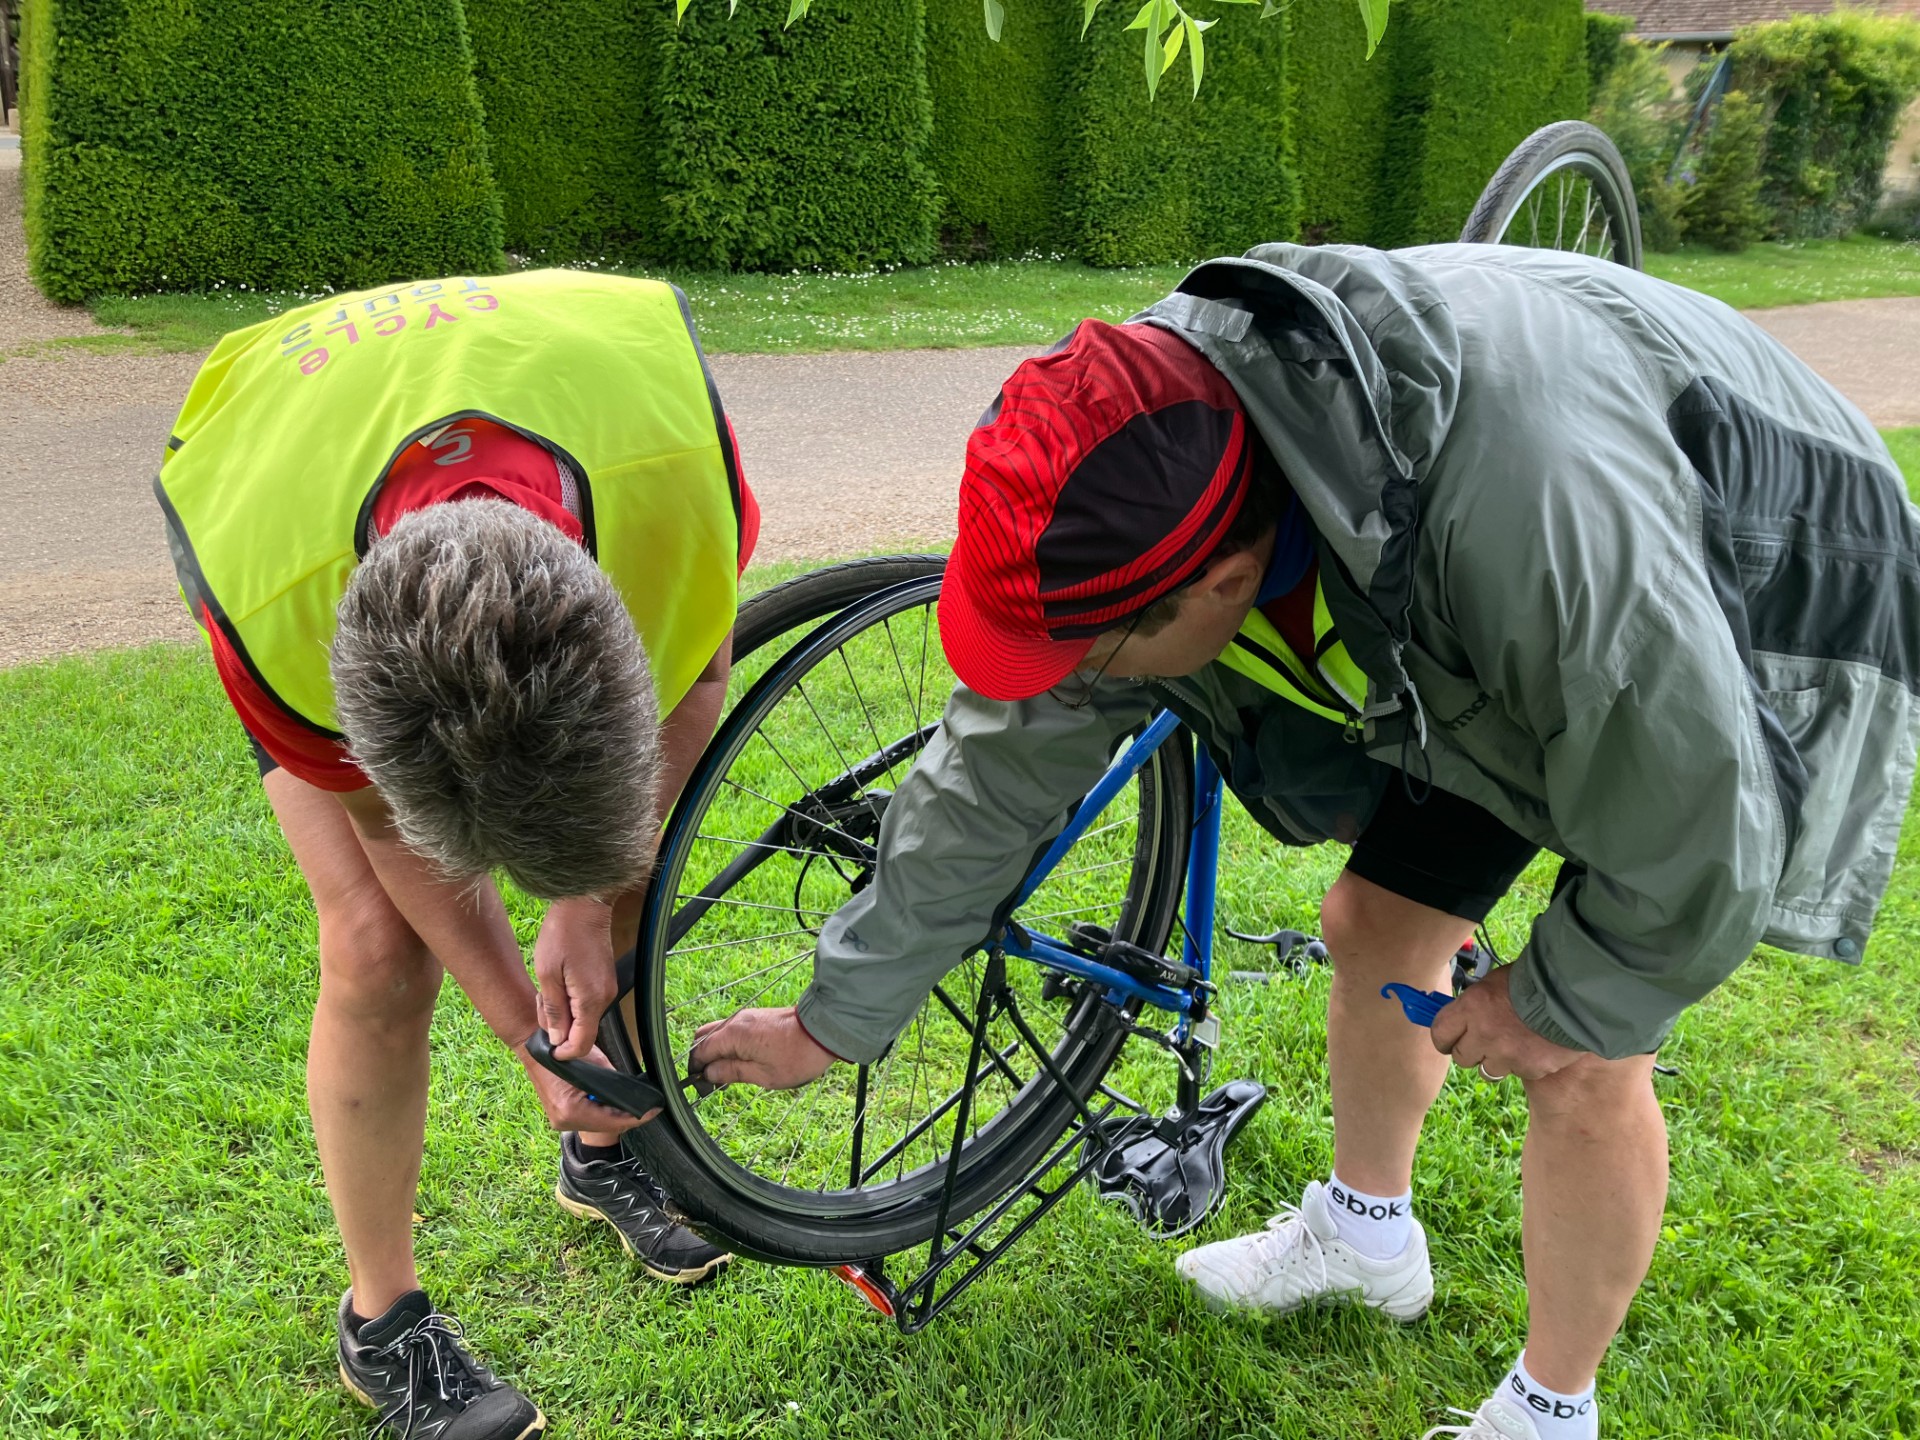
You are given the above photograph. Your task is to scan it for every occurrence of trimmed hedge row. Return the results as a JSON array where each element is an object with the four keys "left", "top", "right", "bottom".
[
  {"left": 464, "top": 0, "right": 662, "bottom": 264},
  {"left": 22, "top": 0, "right": 504, "bottom": 303},
  {"left": 1289, "top": 0, "right": 1397, "bottom": 244},
  {"left": 1291, "top": 0, "right": 1588, "bottom": 251},
  {"left": 1382, "top": 0, "right": 1589, "bottom": 247},
  {"left": 22, "top": 0, "right": 1592, "bottom": 292},
  {"left": 1064, "top": 7, "right": 1298, "bottom": 266},
  {"left": 649, "top": 0, "right": 939, "bottom": 270},
  {"left": 925, "top": 0, "right": 1064, "bottom": 256}
]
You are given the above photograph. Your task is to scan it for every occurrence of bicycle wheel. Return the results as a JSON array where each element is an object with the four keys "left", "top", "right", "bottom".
[
  {"left": 1459, "top": 120, "right": 1643, "bottom": 270},
  {"left": 619, "top": 558, "right": 1192, "bottom": 1264}
]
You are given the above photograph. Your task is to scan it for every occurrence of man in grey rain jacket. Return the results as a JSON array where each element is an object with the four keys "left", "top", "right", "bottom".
[{"left": 692, "top": 243, "right": 1919, "bottom": 1439}]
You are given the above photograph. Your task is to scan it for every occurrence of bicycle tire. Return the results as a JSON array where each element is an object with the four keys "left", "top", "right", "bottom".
[
  {"left": 620, "top": 560, "right": 1192, "bottom": 1264},
  {"left": 1459, "top": 120, "right": 1643, "bottom": 271}
]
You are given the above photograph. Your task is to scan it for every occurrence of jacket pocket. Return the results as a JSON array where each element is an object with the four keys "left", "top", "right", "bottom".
[{"left": 1757, "top": 655, "right": 1919, "bottom": 960}]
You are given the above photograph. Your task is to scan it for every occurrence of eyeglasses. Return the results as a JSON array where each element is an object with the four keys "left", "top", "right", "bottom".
[{"left": 1046, "top": 611, "right": 1148, "bottom": 710}]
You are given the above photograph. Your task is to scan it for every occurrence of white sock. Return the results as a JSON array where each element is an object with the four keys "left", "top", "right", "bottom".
[
  {"left": 1324, "top": 1173, "right": 1413, "bottom": 1259},
  {"left": 1498, "top": 1352, "right": 1598, "bottom": 1440}
]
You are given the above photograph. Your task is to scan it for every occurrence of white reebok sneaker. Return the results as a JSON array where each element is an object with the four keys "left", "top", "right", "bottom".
[
  {"left": 1421, "top": 1399, "right": 1546, "bottom": 1440},
  {"left": 1173, "top": 1180, "right": 1433, "bottom": 1321}
]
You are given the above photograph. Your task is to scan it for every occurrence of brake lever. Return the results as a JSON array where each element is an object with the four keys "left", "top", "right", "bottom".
[
  {"left": 1223, "top": 926, "right": 1329, "bottom": 978},
  {"left": 524, "top": 1030, "right": 671, "bottom": 1119}
]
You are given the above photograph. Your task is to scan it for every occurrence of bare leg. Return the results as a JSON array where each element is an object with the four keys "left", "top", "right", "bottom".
[
  {"left": 1518, "top": 1053, "right": 1668, "bottom": 1392},
  {"left": 266, "top": 771, "right": 441, "bottom": 1320},
  {"left": 1319, "top": 871, "right": 1472, "bottom": 1194}
]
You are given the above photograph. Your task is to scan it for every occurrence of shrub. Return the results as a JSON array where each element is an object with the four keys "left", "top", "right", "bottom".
[
  {"left": 464, "top": 0, "right": 663, "bottom": 264},
  {"left": 648, "top": 0, "right": 939, "bottom": 271},
  {"left": 1586, "top": 9, "right": 1637, "bottom": 95},
  {"left": 1062, "top": 7, "right": 1298, "bottom": 266},
  {"left": 1729, "top": 11, "right": 1920, "bottom": 240},
  {"left": 1288, "top": 0, "right": 1397, "bottom": 244},
  {"left": 20, "top": 0, "right": 503, "bottom": 303},
  {"left": 1374, "top": 0, "right": 1589, "bottom": 248},
  {"left": 1679, "top": 87, "right": 1770, "bottom": 251},
  {"left": 925, "top": 0, "right": 1064, "bottom": 257},
  {"left": 1869, "top": 188, "right": 1920, "bottom": 241},
  {"left": 1591, "top": 36, "right": 1688, "bottom": 250}
]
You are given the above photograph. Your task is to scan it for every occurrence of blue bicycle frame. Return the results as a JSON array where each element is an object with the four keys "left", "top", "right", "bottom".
[{"left": 999, "top": 708, "right": 1221, "bottom": 1028}]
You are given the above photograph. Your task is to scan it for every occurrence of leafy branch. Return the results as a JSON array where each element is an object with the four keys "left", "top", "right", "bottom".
[{"left": 677, "top": 0, "right": 1396, "bottom": 95}]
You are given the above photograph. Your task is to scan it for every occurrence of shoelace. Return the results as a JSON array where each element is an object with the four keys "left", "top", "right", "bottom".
[
  {"left": 368, "top": 1312, "right": 492, "bottom": 1439},
  {"left": 1244, "top": 1203, "right": 1332, "bottom": 1295},
  {"left": 587, "top": 1147, "right": 672, "bottom": 1210},
  {"left": 1420, "top": 1408, "right": 1500, "bottom": 1439}
]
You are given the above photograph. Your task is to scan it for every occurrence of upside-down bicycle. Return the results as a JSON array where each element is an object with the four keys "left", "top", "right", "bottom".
[{"left": 530, "top": 122, "right": 1644, "bottom": 1331}]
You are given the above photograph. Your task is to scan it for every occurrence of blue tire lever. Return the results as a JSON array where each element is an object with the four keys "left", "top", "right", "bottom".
[{"left": 1380, "top": 982, "right": 1454, "bottom": 1028}]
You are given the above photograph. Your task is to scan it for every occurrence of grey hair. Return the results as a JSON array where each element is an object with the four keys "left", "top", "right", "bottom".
[{"left": 331, "top": 499, "right": 661, "bottom": 900}]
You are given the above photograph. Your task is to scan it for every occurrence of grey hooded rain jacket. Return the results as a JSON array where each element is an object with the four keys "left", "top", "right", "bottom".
[{"left": 793, "top": 243, "right": 1920, "bottom": 1063}]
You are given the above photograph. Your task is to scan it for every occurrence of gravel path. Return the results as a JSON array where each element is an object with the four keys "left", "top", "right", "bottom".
[{"left": 4, "top": 136, "right": 1915, "bottom": 667}]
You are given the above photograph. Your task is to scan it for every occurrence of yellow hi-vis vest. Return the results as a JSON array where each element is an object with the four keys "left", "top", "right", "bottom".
[
  {"left": 155, "top": 269, "right": 744, "bottom": 736},
  {"left": 1217, "top": 579, "right": 1369, "bottom": 724}
]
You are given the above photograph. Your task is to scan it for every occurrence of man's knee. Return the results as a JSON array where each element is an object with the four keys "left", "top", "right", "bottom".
[
  {"left": 316, "top": 894, "right": 438, "bottom": 1022},
  {"left": 1524, "top": 1051, "right": 1656, "bottom": 1124},
  {"left": 1319, "top": 871, "right": 1467, "bottom": 976}
]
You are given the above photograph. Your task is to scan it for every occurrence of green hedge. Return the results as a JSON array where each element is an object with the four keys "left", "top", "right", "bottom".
[
  {"left": 1063, "top": 8, "right": 1298, "bottom": 267},
  {"left": 924, "top": 0, "right": 1065, "bottom": 257},
  {"left": 1730, "top": 11, "right": 1920, "bottom": 240},
  {"left": 1586, "top": 9, "right": 1636, "bottom": 95},
  {"left": 649, "top": 0, "right": 938, "bottom": 271},
  {"left": 1289, "top": 0, "right": 1397, "bottom": 244},
  {"left": 21, "top": 0, "right": 504, "bottom": 303},
  {"left": 465, "top": 0, "right": 662, "bottom": 264},
  {"left": 1375, "top": 0, "right": 1589, "bottom": 248}
]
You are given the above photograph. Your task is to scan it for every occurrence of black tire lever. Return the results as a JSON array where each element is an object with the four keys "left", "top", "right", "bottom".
[{"left": 525, "top": 1030, "right": 670, "bottom": 1120}]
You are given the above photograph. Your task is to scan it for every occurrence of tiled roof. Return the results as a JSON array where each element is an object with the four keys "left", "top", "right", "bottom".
[{"left": 1588, "top": 0, "right": 1920, "bottom": 39}]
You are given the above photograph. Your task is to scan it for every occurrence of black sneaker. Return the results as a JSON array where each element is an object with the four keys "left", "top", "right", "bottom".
[
  {"left": 337, "top": 1289, "right": 545, "bottom": 1440},
  {"left": 555, "top": 1133, "right": 731, "bottom": 1285}
]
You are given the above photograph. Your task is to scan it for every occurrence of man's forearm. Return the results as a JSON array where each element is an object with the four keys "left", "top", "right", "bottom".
[{"left": 340, "top": 795, "right": 538, "bottom": 1044}]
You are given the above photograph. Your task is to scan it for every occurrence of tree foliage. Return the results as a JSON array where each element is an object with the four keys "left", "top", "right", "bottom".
[{"left": 1729, "top": 11, "right": 1920, "bottom": 240}]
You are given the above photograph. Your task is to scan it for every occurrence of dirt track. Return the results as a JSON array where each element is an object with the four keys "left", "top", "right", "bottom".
[{"left": 5, "top": 138, "right": 1917, "bottom": 668}]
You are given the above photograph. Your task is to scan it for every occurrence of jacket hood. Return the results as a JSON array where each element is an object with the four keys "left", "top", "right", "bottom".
[{"left": 1134, "top": 242, "right": 1463, "bottom": 710}]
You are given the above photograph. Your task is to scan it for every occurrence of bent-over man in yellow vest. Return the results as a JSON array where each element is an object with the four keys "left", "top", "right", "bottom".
[{"left": 157, "top": 269, "right": 759, "bottom": 1440}]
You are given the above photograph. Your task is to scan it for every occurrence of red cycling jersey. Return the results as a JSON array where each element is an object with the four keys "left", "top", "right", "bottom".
[{"left": 209, "top": 416, "right": 759, "bottom": 791}]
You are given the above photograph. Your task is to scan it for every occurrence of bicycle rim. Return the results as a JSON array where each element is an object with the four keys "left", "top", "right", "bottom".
[{"left": 623, "top": 568, "right": 1190, "bottom": 1259}]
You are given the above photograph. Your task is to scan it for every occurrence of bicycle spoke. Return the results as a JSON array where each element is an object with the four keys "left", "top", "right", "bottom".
[
  {"left": 835, "top": 643, "right": 902, "bottom": 792},
  {"left": 669, "top": 926, "right": 816, "bottom": 959},
  {"left": 881, "top": 612, "right": 927, "bottom": 741},
  {"left": 675, "top": 892, "right": 832, "bottom": 920},
  {"left": 665, "top": 946, "right": 814, "bottom": 1015}
]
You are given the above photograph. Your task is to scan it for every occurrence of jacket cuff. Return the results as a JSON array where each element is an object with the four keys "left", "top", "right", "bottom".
[
  {"left": 1504, "top": 959, "right": 1592, "bottom": 1053},
  {"left": 794, "top": 984, "right": 890, "bottom": 1066},
  {"left": 791, "top": 1007, "right": 851, "bottom": 1064}
]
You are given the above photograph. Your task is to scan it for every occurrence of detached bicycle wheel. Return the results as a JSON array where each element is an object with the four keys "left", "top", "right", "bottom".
[
  {"left": 1460, "top": 120, "right": 1643, "bottom": 270},
  {"left": 618, "top": 558, "right": 1191, "bottom": 1264}
]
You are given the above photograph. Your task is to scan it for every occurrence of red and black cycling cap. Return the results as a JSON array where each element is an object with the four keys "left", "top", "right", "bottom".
[{"left": 940, "top": 318, "right": 1253, "bottom": 702}]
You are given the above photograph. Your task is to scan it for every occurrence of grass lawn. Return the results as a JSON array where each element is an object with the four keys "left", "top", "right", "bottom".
[
  {"left": 55, "top": 234, "right": 1920, "bottom": 361},
  {"left": 5, "top": 437, "right": 1920, "bottom": 1439},
  {"left": 1642, "top": 235, "right": 1920, "bottom": 311}
]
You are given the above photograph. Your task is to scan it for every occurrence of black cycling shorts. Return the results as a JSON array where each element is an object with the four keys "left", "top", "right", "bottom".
[
  {"left": 243, "top": 725, "right": 280, "bottom": 778},
  {"left": 1344, "top": 780, "right": 1540, "bottom": 923}
]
